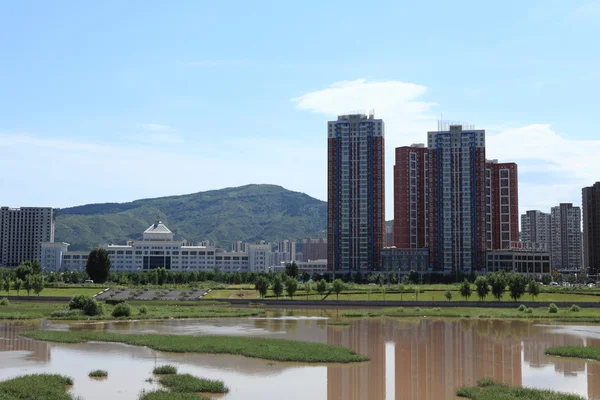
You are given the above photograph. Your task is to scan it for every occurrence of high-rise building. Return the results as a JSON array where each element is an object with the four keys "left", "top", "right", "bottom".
[
  {"left": 0, "top": 207, "right": 55, "bottom": 267},
  {"left": 485, "top": 160, "right": 519, "bottom": 250},
  {"left": 583, "top": 182, "right": 600, "bottom": 276},
  {"left": 385, "top": 224, "right": 394, "bottom": 247},
  {"left": 550, "top": 203, "right": 582, "bottom": 271},
  {"left": 427, "top": 125, "right": 487, "bottom": 273},
  {"left": 231, "top": 241, "right": 246, "bottom": 252},
  {"left": 521, "top": 210, "right": 552, "bottom": 249},
  {"left": 327, "top": 111, "right": 385, "bottom": 273},
  {"left": 301, "top": 238, "right": 327, "bottom": 261},
  {"left": 277, "top": 240, "right": 296, "bottom": 262},
  {"left": 394, "top": 144, "right": 428, "bottom": 249}
]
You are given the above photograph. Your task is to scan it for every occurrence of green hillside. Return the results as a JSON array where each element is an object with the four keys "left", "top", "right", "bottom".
[{"left": 55, "top": 184, "right": 327, "bottom": 251}]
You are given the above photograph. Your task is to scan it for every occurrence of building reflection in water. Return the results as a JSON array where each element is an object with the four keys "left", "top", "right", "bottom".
[{"left": 0, "top": 322, "right": 51, "bottom": 362}]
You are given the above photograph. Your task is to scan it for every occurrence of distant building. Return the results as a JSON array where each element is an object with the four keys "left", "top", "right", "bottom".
[
  {"left": 40, "top": 242, "right": 69, "bottom": 271},
  {"left": 61, "top": 251, "right": 89, "bottom": 271},
  {"left": 272, "top": 259, "right": 327, "bottom": 276},
  {"left": 278, "top": 240, "right": 296, "bottom": 262},
  {"left": 301, "top": 238, "right": 327, "bottom": 261},
  {"left": 486, "top": 246, "right": 551, "bottom": 276},
  {"left": 381, "top": 248, "right": 429, "bottom": 278},
  {"left": 0, "top": 207, "right": 55, "bottom": 267},
  {"left": 521, "top": 210, "right": 552, "bottom": 250},
  {"left": 327, "top": 111, "right": 385, "bottom": 273},
  {"left": 246, "top": 243, "right": 270, "bottom": 273},
  {"left": 583, "top": 182, "right": 600, "bottom": 276},
  {"left": 231, "top": 241, "right": 246, "bottom": 252},
  {"left": 485, "top": 160, "right": 519, "bottom": 250},
  {"left": 385, "top": 225, "right": 394, "bottom": 247},
  {"left": 550, "top": 203, "right": 582, "bottom": 271}
]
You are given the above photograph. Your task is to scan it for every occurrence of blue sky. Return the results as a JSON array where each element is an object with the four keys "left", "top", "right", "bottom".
[{"left": 1, "top": 0, "right": 599, "bottom": 219}]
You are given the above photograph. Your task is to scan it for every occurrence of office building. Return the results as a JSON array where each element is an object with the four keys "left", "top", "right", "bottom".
[
  {"left": 427, "top": 124, "right": 487, "bottom": 273},
  {"left": 40, "top": 242, "right": 70, "bottom": 271},
  {"left": 485, "top": 160, "right": 519, "bottom": 250},
  {"left": 385, "top": 225, "right": 394, "bottom": 247},
  {"left": 277, "top": 240, "right": 296, "bottom": 262},
  {"left": 0, "top": 207, "right": 55, "bottom": 267},
  {"left": 521, "top": 210, "right": 552, "bottom": 250},
  {"left": 486, "top": 247, "right": 551, "bottom": 275},
  {"left": 550, "top": 203, "right": 582, "bottom": 271},
  {"left": 301, "top": 238, "right": 327, "bottom": 261},
  {"left": 381, "top": 247, "right": 429, "bottom": 277},
  {"left": 327, "top": 111, "right": 385, "bottom": 273},
  {"left": 583, "top": 182, "right": 600, "bottom": 276}
]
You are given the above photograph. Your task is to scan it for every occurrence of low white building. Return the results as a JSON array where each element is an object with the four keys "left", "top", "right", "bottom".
[
  {"left": 40, "top": 242, "right": 69, "bottom": 271},
  {"left": 62, "top": 251, "right": 89, "bottom": 271}
]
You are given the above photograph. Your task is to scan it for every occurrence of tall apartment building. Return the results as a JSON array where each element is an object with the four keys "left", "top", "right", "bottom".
[
  {"left": 583, "top": 182, "right": 600, "bottom": 276},
  {"left": 327, "top": 112, "right": 385, "bottom": 273},
  {"left": 0, "top": 207, "right": 55, "bottom": 267},
  {"left": 394, "top": 144, "right": 428, "bottom": 249},
  {"left": 385, "top": 225, "right": 394, "bottom": 247},
  {"left": 521, "top": 210, "right": 552, "bottom": 249},
  {"left": 427, "top": 125, "right": 487, "bottom": 273},
  {"left": 550, "top": 203, "right": 582, "bottom": 271},
  {"left": 302, "top": 238, "right": 327, "bottom": 261},
  {"left": 485, "top": 160, "right": 519, "bottom": 250},
  {"left": 277, "top": 240, "right": 296, "bottom": 262}
]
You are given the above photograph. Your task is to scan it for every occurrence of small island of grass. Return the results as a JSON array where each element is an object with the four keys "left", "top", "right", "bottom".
[
  {"left": 545, "top": 346, "right": 600, "bottom": 361},
  {"left": 138, "top": 390, "right": 210, "bottom": 400},
  {"left": 158, "top": 374, "right": 228, "bottom": 394},
  {"left": 153, "top": 365, "right": 178, "bottom": 375},
  {"left": 21, "top": 331, "right": 369, "bottom": 363},
  {"left": 0, "top": 374, "right": 75, "bottom": 400},
  {"left": 457, "top": 378, "right": 584, "bottom": 400}
]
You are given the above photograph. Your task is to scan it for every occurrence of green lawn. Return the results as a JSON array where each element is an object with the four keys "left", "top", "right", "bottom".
[{"left": 0, "top": 287, "right": 102, "bottom": 297}]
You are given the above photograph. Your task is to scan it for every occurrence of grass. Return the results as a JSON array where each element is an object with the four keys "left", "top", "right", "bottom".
[
  {"left": 545, "top": 346, "right": 600, "bottom": 361},
  {"left": 456, "top": 379, "right": 584, "bottom": 399},
  {"left": 158, "top": 374, "right": 228, "bottom": 393},
  {"left": 22, "top": 331, "right": 369, "bottom": 363},
  {"left": 153, "top": 365, "right": 178, "bottom": 375},
  {"left": 88, "top": 370, "right": 108, "bottom": 378},
  {"left": 138, "top": 390, "right": 210, "bottom": 400},
  {"left": 0, "top": 374, "right": 75, "bottom": 400},
  {"left": 0, "top": 301, "right": 262, "bottom": 321},
  {"left": 328, "top": 320, "right": 351, "bottom": 326},
  {"left": 341, "top": 306, "right": 600, "bottom": 322},
  {"left": 0, "top": 288, "right": 101, "bottom": 297}
]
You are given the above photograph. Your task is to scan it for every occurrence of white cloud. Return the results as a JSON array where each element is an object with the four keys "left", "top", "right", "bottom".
[{"left": 138, "top": 123, "right": 173, "bottom": 132}]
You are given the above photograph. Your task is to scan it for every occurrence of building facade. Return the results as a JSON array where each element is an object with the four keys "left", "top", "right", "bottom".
[
  {"left": 381, "top": 248, "right": 429, "bottom": 277},
  {"left": 486, "top": 248, "right": 551, "bottom": 276},
  {"left": 550, "top": 203, "right": 582, "bottom": 271},
  {"left": 583, "top": 182, "right": 600, "bottom": 276},
  {"left": 521, "top": 210, "right": 552, "bottom": 250},
  {"left": 301, "top": 238, "right": 327, "bottom": 261},
  {"left": 327, "top": 112, "right": 385, "bottom": 273},
  {"left": 277, "top": 240, "right": 296, "bottom": 262},
  {"left": 427, "top": 125, "right": 487, "bottom": 273},
  {"left": 485, "top": 160, "right": 519, "bottom": 250},
  {"left": 0, "top": 207, "right": 55, "bottom": 267},
  {"left": 40, "top": 242, "right": 69, "bottom": 271}
]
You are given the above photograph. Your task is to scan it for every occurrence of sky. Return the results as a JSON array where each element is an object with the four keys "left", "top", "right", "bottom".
[{"left": 1, "top": 0, "right": 599, "bottom": 220}]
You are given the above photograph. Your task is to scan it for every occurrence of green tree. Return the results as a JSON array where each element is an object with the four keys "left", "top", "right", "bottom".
[
  {"left": 305, "top": 282, "right": 312, "bottom": 299},
  {"left": 13, "top": 279, "right": 23, "bottom": 296},
  {"left": 489, "top": 273, "right": 507, "bottom": 301},
  {"left": 85, "top": 249, "right": 111, "bottom": 283},
  {"left": 31, "top": 275, "right": 44, "bottom": 296},
  {"left": 156, "top": 267, "right": 168, "bottom": 286},
  {"left": 354, "top": 271, "right": 364, "bottom": 284},
  {"left": 445, "top": 289, "right": 453, "bottom": 301},
  {"left": 15, "top": 263, "right": 34, "bottom": 281},
  {"left": 316, "top": 279, "right": 327, "bottom": 297},
  {"left": 398, "top": 283, "right": 405, "bottom": 301},
  {"left": 285, "top": 277, "right": 298, "bottom": 299},
  {"left": 541, "top": 274, "right": 552, "bottom": 285},
  {"left": 474, "top": 276, "right": 490, "bottom": 301},
  {"left": 508, "top": 274, "right": 527, "bottom": 302},
  {"left": 254, "top": 276, "right": 268, "bottom": 298},
  {"left": 332, "top": 279, "right": 344, "bottom": 300},
  {"left": 526, "top": 279, "right": 541, "bottom": 301},
  {"left": 272, "top": 275, "right": 284, "bottom": 298},
  {"left": 408, "top": 270, "right": 419, "bottom": 284},
  {"left": 284, "top": 262, "right": 299, "bottom": 279},
  {"left": 376, "top": 274, "right": 384, "bottom": 287},
  {"left": 23, "top": 275, "right": 33, "bottom": 296},
  {"left": 2, "top": 279, "right": 10, "bottom": 296},
  {"left": 459, "top": 279, "right": 472, "bottom": 301}
]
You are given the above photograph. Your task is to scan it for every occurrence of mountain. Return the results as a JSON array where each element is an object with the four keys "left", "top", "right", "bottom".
[{"left": 55, "top": 184, "right": 327, "bottom": 251}]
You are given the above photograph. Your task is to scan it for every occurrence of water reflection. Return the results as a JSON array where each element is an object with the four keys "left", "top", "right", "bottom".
[{"left": 1, "top": 315, "right": 599, "bottom": 399}]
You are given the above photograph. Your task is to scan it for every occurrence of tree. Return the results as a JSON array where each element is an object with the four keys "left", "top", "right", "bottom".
[
  {"left": 2, "top": 279, "right": 10, "bottom": 296},
  {"left": 508, "top": 274, "right": 527, "bottom": 302},
  {"left": 474, "top": 276, "right": 490, "bottom": 301},
  {"left": 15, "top": 263, "right": 34, "bottom": 281},
  {"left": 284, "top": 262, "right": 299, "bottom": 279},
  {"left": 285, "top": 277, "right": 298, "bottom": 299},
  {"left": 541, "top": 274, "right": 552, "bottom": 285},
  {"left": 376, "top": 274, "right": 384, "bottom": 287},
  {"left": 459, "top": 279, "right": 472, "bottom": 301},
  {"left": 272, "top": 275, "right": 284, "bottom": 298},
  {"left": 408, "top": 270, "right": 419, "bottom": 284},
  {"left": 316, "top": 279, "right": 327, "bottom": 297},
  {"left": 13, "top": 279, "right": 22, "bottom": 296},
  {"left": 445, "top": 289, "right": 453, "bottom": 301},
  {"left": 31, "top": 275, "right": 44, "bottom": 296},
  {"left": 332, "top": 279, "right": 344, "bottom": 300},
  {"left": 526, "top": 279, "right": 541, "bottom": 301},
  {"left": 23, "top": 275, "right": 33, "bottom": 296},
  {"left": 85, "top": 249, "right": 111, "bottom": 284},
  {"left": 489, "top": 273, "right": 507, "bottom": 301},
  {"left": 254, "top": 276, "right": 268, "bottom": 298},
  {"left": 156, "top": 267, "right": 168, "bottom": 286},
  {"left": 398, "top": 284, "right": 405, "bottom": 301}
]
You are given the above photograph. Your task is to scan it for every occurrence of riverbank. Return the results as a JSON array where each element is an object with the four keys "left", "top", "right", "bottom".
[{"left": 21, "top": 331, "right": 369, "bottom": 363}]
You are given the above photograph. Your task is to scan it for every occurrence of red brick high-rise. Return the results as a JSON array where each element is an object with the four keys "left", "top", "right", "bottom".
[{"left": 485, "top": 161, "right": 519, "bottom": 250}]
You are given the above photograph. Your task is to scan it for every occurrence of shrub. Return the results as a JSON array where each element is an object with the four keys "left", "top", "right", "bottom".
[
  {"left": 153, "top": 365, "right": 177, "bottom": 375},
  {"left": 477, "top": 378, "right": 495, "bottom": 387},
  {"left": 525, "top": 307, "right": 534, "bottom": 314},
  {"left": 50, "top": 309, "right": 84, "bottom": 318},
  {"left": 138, "top": 305, "right": 148, "bottom": 315},
  {"left": 396, "top": 307, "right": 404, "bottom": 312},
  {"left": 414, "top": 307, "right": 421, "bottom": 312},
  {"left": 88, "top": 369, "right": 108, "bottom": 377},
  {"left": 517, "top": 304, "right": 526, "bottom": 312},
  {"left": 0, "top": 297, "right": 9, "bottom": 306},
  {"left": 432, "top": 307, "right": 441, "bottom": 312},
  {"left": 111, "top": 302, "right": 132, "bottom": 318},
  {"left": 69, "top": 294, "right": 103, "bottom": 316},
  {"left": 548, "top": 303, "right": 559, "bottom": 313},
  {"left": 570, "top": 304, "right": 581, "bottom": 312}
]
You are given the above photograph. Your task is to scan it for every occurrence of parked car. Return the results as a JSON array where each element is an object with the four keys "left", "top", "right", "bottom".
[
  {"left": 84, "top": 279, "right": 94, "bottom": 284},
  {"left": 549, "top": 282, "right": 559, "bottom": 286}
]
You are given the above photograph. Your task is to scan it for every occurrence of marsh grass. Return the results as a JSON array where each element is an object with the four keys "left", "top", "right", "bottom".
[
  {"left": 0, "top": 374, "right": 75, "bottom": 400},
  {"left": 158, "top": 374, "right": 228, "bottom": 393},
  {"left": 22, "top": 331, "right": 369, "bottom": 363},
  {"left": 545, "top": 346, "right": 600, "bottom": 362},
  {"left": 456, "top": 379, "right": 584, "bottom": 399},
  {"left": 138, "top": 390, "right": 210, "bottom": 400},
  {"left": 88, "top": 370, "right": 108, "bottom": 378},
  {"left": 153, "top": 365, "right": 177, "bottom": 375},
  {"left": 328, "top": 321, "right": 351, "bottom": 326}
]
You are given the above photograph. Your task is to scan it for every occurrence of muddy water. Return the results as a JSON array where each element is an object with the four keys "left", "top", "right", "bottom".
[{"left": 1, "top": 311, "right": 600, "bottom": 400}]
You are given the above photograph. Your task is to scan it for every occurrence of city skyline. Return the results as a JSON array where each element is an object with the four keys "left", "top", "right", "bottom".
[{"left": 1, "top": 1, "right": 599, "bottom": 220}]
